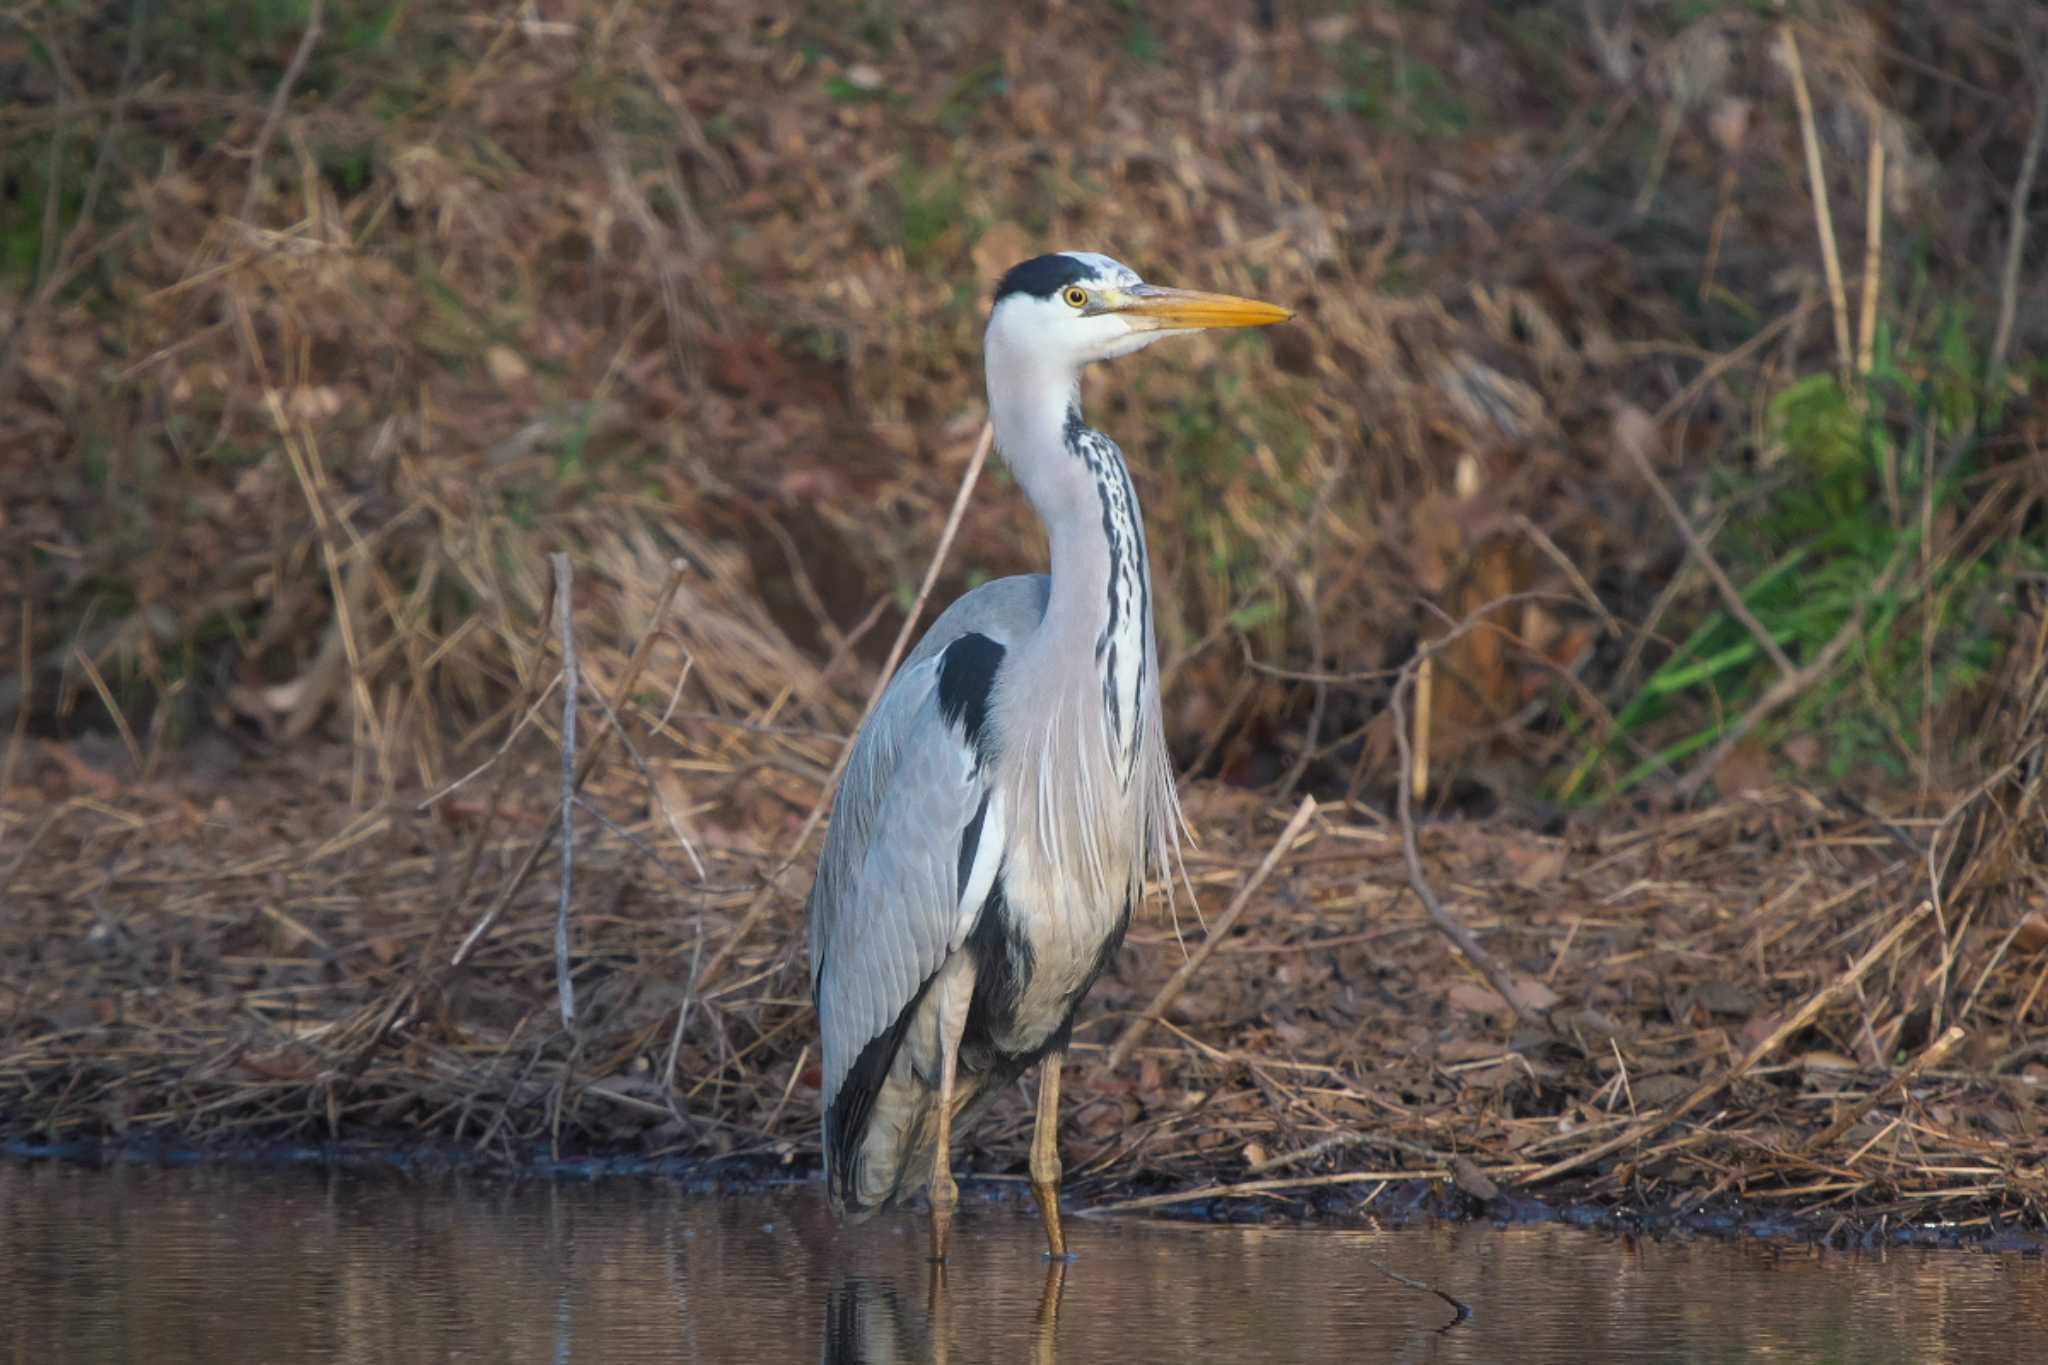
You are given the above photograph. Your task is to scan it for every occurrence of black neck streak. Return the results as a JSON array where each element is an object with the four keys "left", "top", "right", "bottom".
[{"left": 1061, "top": 407, "right": 1148, "bottom": 783}]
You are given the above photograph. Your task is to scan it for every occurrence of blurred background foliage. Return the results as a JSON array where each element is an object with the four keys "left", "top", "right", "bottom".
[{"left": 3, "top": 0, "right": 2044, "bottom": 828}]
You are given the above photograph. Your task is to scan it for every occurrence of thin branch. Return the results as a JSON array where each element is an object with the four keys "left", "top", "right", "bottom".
[
  {"left": 1855, "top": 113, "right": 1886, "bottom": 380},
  {"left": 1799, "top": 1023, "right": 1964, "bottom": 1157},
  {"left": 689, "top": 422, "right": 995, "bottom": 997},
  {"left": 553, "top": 553, "right": 578, "bottom": 1031},
  {"left": 240, "top": 0, "right": 326, "bottom": 221},
  {"left": 1990, "top": 51, "right": 2048, "bottom": 379},
  {"left": 1671, "top": 525, "right": 1914, "bottom": 801},
  {"left": 1410, "top": 655, "right": 1432, "bottom": 801},
  {"left": 1389, "top": 647, "right": 1542, "bottom": 1025},
  {"left": 1780, "top": 22, "right": 1854, "bottom": 386},
  {"left": 1614, "top": 405, "right": 1796, "bottom": 680},
  {"left": 449, "top": 560, "right": 689, "bottom": 966},
  {"left": 1105, "top": 795, "right": 1318, "bottom": 1073},
  {"left": 1652, "top": 299, "right": 1816, "bottom": 426}
]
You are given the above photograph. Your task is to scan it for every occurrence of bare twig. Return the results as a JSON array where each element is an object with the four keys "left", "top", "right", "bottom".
[
  {"left": 689, "top": 422, "right": 995, "bottom": 997},
  {"left": 1671, "top": 539, "right": 1912, "bottom": 801},
  {"left": 67, "top": 645, "right": 141, "bottom": 773},
  {"left": 1104, "top": 795, "right": 1318, "bottom": 1073},
  {"left": 1653, "top": 299, "right": 1816, "bottom": 427},
  {"left": 450, "top": 561, "right": 690, "bottom": 966},
  {"left": 1990, "top": 54, "right": 2048, "bottom": 379},
  {"left": 1410, "top": 654, "right": 1433, "bottom": 802},
  {"left": 1244, "top": 1128, "right": 1466, "bottom": 1177},
  {"left": 1512, "top": 513, "right": 1621, "bottom": 638},
  {"left": 1389, "top": 649, "right": 1540, "bottom": 1025},
  {"left": 1855, "top": 115, "right": 1885, "bottom": 381},
  {"left": 552, "top": 553, "right": 578, "bottom": 1031},
  {"left": 239, "top": 0, "right": 326, "bottom": 221},
  {"left": 1519, "top": 898, "right": 1935, "bottom": 1188},
  {"left": 1615, "top": 405, "right": 1796, "bottom": 680},
  {"left": 1801, "top": 1023, "right": 1964, "bottom": 1157},
  {"left": 1082, "top": 1162, "right": 1527, "bottom": 1217},
  {"left": 1780, "top": 23, "right": 1854, "bottom": 386}
]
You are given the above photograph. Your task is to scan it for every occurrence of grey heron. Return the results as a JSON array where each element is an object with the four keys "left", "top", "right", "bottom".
[{"left": 807, "top": 251, "right": 1292, "bottom": 1262}]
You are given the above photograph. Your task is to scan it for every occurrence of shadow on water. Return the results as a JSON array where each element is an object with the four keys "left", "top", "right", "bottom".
[{"left": 2, "top": 1162, "right": 2043, "bottom": 1363}]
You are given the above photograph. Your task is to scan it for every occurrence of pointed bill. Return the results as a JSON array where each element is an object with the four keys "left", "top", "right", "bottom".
[{"left": 1106, "top": 284, "right": 1293, "bottom": 331}]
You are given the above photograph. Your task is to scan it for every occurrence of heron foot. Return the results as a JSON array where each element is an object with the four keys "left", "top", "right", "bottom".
[{"left": 1030, "top": 1181, "right": 1066, "bottom": 1260}]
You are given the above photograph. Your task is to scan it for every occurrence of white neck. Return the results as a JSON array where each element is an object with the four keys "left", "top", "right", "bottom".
[
  {"left": 978, "top": 286, "right": 1187, "bottom": 913},
  {"left": 986, "top": 338, "right": 1150, "bottom": 787}
]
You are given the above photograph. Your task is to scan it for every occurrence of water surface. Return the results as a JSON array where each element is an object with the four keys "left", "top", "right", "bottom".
[{"left": 1, "top": 1163, "right": 2041, "bottom": 1362}]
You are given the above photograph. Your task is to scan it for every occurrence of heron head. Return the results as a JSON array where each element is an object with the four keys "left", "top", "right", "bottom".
[{"left": 987, "top": 251, "right": 1291, "bottom": 373}]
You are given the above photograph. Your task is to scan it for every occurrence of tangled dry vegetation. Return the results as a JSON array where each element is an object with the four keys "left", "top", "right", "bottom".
[{"left": 4, "top": 1, "right": 2048, "bottom": 1237}]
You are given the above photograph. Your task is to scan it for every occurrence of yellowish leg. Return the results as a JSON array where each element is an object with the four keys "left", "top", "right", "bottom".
[
  {"left": 927, "top": 1016, "right": 963, "bottom": 1264},
  {"left": 1030, "top": 1048, "right": 1069, "bottom": 1260}
]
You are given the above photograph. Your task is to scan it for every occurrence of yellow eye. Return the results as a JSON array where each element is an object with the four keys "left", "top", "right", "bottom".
[{"left": 1061, "top": 285, "right": 1089, "bottom": 309}]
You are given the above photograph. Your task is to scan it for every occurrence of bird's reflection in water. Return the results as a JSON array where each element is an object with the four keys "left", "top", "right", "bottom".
[{"left": 823, "top": 1259, "right": 1067, "bottom": 1365}]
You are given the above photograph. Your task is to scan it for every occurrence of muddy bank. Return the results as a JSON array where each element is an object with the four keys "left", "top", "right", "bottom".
[
  {"left": 5, "top": 748, "right": 2044, "bottom": 1246},
  {"left": 5, "top": 1135, "right": 2044, "bottom": 1255}
]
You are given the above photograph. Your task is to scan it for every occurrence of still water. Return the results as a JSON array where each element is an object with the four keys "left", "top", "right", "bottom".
[{"left": 1, "top": 1162, "right": 2041, "bottom": 1363}]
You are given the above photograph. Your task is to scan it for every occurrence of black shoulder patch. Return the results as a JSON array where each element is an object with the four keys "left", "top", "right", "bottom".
[
  {"left": 935, "top": 633, "right": 1004, "bottom": 760},
  {"left": 993, "top": 253, "right": 1090, "bottom": 302}
]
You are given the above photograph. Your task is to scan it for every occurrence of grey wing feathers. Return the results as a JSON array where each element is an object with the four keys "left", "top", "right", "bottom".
[
  {"left": 811, "top": 675, "right": 977, "bottom": 1114},
  {"left": 807, "top": 574, "right": 1049, "bottom": 1114}
]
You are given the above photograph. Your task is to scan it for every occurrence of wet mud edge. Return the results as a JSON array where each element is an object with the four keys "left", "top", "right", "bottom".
[{"left": 5, "top": 1132, "right": 2041, "bottom": 1255}]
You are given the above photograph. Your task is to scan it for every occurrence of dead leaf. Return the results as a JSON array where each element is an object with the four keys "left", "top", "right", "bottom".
[
  {"left": 1450, "top": 1155, "right": 1499, "bottom": 1202},
  {"left": 237, "top": 1048, "right": 315, "bottom": 1081},
  {"left": 1711, "top": 741, "right": 1775, "bottom": 797},
  {"left": 2014, "top": 910, "right": 2048, "bottom": 955},
  {"left": 1448, "top": 982, "right": 1507, "bottom": 1015},
  {"left": 1781, "top": 733, "right": 1824, "bottom": 772},
  {"left": 1508, "top": 977, "right": 1562, "bottom": 1011},
  {"left": 1515, "top": 849, "right": 1566, "bottom": 888},
  {"left": 485, "top": 345, "right": 530, "bottom": 386},
  {"left": 1241, "top": 1141, "right": 1269, "bottom": 1169}
]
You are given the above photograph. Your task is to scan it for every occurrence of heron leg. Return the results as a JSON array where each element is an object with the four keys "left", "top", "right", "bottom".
[
  {"left": 1029, "top": 1047, "right": 1070, "bottom": 1260},
  {"left": 927, "top": 997, "right": 965, "bottom": 1264}
]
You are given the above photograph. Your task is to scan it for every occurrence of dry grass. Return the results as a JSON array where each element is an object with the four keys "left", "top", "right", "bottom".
[
  {"left": 3, "top": 0, "right": 2047, "bottom": 1236},
  {"left": 4, "top": 732, "right": 2046, "bottom": 1233}
]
